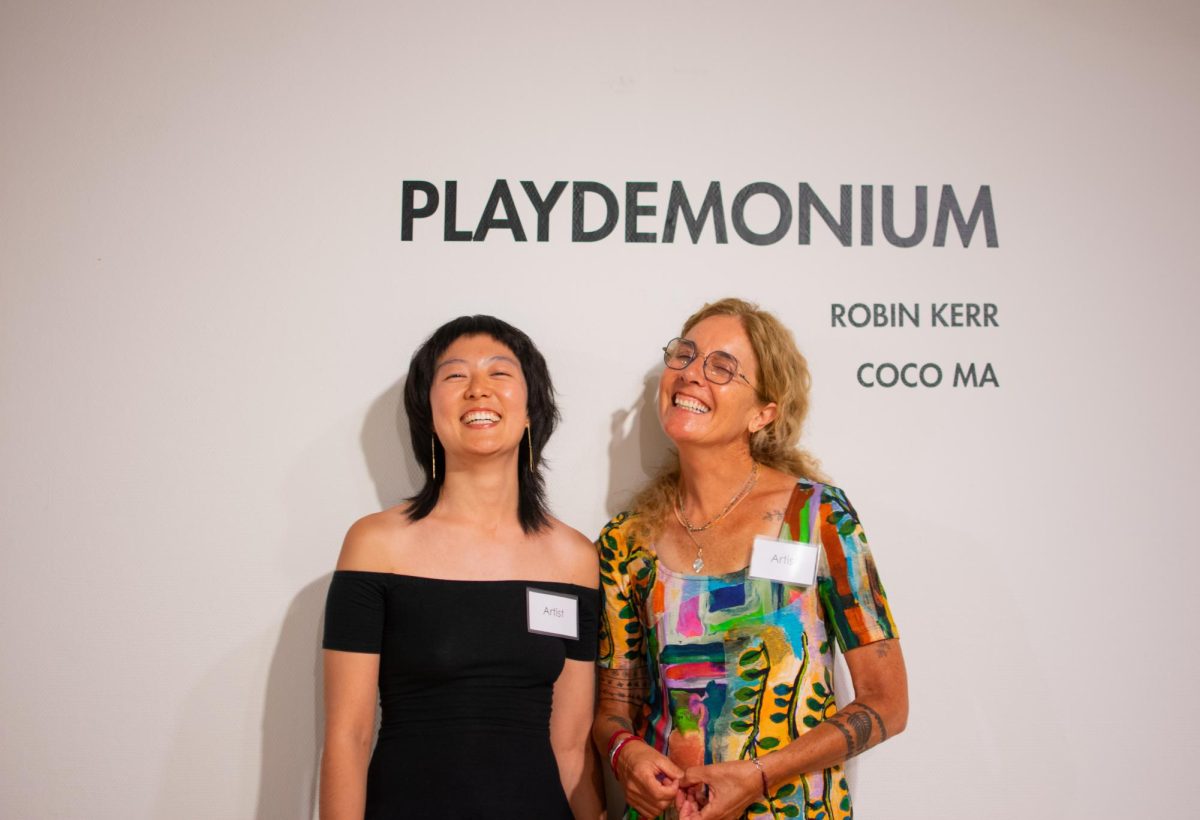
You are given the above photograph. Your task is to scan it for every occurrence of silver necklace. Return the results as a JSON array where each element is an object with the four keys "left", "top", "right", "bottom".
[{"left": 673, "top": 462, "right": 759, "bottom": 572}]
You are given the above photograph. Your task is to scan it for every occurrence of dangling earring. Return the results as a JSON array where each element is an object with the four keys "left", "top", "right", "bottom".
[
  {"left": 431, "top": 434, "right": 437, "bottom": 480},
  {"left": 526, "top": 423, "right": 534, "bottom": 472}
]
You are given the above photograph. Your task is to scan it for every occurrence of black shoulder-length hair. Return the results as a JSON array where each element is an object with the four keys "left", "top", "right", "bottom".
[{"left": 402, "top": 315, "right": 560, "bottom": 534}]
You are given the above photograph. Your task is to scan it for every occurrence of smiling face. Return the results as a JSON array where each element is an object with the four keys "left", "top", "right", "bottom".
[
  {"left": 657, "top": 314, "right": 776, "bottom": 451},
  {"left": 429, "top": 334, "right": 529, "bottom": 463}
]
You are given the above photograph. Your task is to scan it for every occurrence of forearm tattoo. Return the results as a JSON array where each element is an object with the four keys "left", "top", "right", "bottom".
[
  {"left": 827, "top": 714, "right": 858, "bottom": 755},
  {"left": 855, "top": 702, "right": 888, "bottom": 742},
  {"left": 826, "top": 703, "right": 889, "bottom": 758},
  {"left": 598, "top": 666, "right": 649, "bottom": 705},
  {"left": 606, "top": 715, "right": 634, "bottom": 733}
]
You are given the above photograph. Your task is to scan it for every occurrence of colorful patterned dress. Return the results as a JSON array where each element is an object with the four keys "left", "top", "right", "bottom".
[{"left": 597, "top": 481, "right": 898, "bottom": 820}]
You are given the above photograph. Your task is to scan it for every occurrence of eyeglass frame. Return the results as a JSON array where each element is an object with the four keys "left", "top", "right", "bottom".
[{"left": 662, "top": 337, "right": 757, "bottom": 390}]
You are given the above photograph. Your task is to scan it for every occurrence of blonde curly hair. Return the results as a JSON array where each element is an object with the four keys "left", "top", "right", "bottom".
[{"left": 628, "top": 297, "right": 828, "bottom": 540}]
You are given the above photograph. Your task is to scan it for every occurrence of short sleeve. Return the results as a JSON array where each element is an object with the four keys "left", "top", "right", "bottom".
[
  {"left": 815, "top": 485, "right": 899, "bottom": 652},
  {"left": 323, "top": 571, "right": 389, "bottom": 653},
  {"left": 565, "top": 586, "right": 600, "bottom": 661},
  {"left": 596, "top": 513, "right": 650, "bottom": 669}
]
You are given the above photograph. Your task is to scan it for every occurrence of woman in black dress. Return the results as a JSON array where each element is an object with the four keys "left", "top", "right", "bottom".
[{"left": 320, "top": 315, "right": 602, "bottom": 819}]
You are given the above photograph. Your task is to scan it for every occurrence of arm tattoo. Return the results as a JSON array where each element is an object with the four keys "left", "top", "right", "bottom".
[
  {"left": 826, "top": 706, "right": 878, "bottom": 758},
  {"left": 606, "top": 715, "right": 634, "bottom": 733},
  {"left": 828, "top": 716, "right": 855, "bottom": 755},
  {"left": 856, "top": 702, "right": 889, "bottom": 742},
  {"left": 762, "top": 509, "right": 785, "bottom": 521},
  {"left": 846, "top": 711, "right": 873, "bottom": 752},
  {"left": 873, "top": 641, "right": 892, "bottom": 659},
  {"left": 598, "top": 666, "right": 649, "bottom": 705}
]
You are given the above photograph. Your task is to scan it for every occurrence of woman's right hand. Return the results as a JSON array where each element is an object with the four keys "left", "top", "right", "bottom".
[{"left": 616, "top": 740, "right": 685, "bottom": 818}]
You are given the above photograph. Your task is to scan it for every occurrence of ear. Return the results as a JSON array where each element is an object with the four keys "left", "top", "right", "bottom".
[{"left": 748, "top": 401, "right": 778, "bottom": 434}]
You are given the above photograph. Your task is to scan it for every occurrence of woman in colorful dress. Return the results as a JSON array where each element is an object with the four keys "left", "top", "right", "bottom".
[
  {"left": 321, "top": 315, "right": 602, "bottom": 819},
  {"left": 593, "top": 298, "right": 907, "bottom": 820}
]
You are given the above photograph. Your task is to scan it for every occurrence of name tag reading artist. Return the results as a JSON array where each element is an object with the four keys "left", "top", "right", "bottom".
[
  {"left": 748, "top": 536, "right": 820, "bottom": 587},
  {"left": 526, "top": 587, "right": 579, "bottom": 640}
]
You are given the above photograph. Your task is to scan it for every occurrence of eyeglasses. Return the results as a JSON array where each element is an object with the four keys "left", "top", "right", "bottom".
[{"left": 662, "top": 337, "right": 755, "bottom": 389}]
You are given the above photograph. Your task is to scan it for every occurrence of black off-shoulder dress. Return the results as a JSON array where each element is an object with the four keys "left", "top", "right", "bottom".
[{"left": 323, "top": 571, "right": 599, "bottom": 819}]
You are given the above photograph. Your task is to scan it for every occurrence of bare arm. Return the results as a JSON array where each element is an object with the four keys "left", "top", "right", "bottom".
[
  {"left": 320, "top": 516, "right": 394, "bottom": 819},
  {"left": 680, "top": 639, "right": 908, "bottom": 819},
  {"left": 825, "top": 640, "right": 908, "bottom": 754},
  {"left": 319, "top": 649, "right": 379, "bottom": 820},
  {"left": 594, "top": 664, "right": 649, "bottom": 741},
  {"left": 593, "top": 665, "right": 684, "bottom": 818},
  {"left": 551, "top": 659, "right": 604, "bottom": 818}
]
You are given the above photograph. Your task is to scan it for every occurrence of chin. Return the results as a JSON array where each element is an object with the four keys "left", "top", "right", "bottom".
[
  {"left": 467, "top": 439, "right": 515, "bottom": 456},
  {"left": 661, "top": 417, "right": 708, "bottom": 446}
]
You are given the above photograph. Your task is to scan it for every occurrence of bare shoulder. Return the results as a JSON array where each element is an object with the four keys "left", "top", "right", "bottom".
[
  {"left": 335, "top": 506, "right": 413, "bottom": 572},
  {"left": 755, "top": 466, "right": 805, "bottom": 509},
  {"left": 540, "top": 517, "right": 600, "bottom": 588},
  {"left": 762, "top": 466, "right": 804, "bottom": 493}
]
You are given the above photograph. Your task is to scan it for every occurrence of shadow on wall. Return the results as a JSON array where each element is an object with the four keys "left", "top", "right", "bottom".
[
  {"left": 601, "top": 366, "right": 671, "bottom": 817},
  {"left": 361, "top": 377, "right": 422, "bottom": 511},
  {"left": 604, "top": 367, "right": 673, "bottom": 518},
  {"left": 256, "top": 379, "right": 420, "bottom": 819},
  {"left": 256, "top": 573, "right": 331, "bottom": 820}
]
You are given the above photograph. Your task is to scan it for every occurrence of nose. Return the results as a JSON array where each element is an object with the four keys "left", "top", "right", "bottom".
[
  {"left": 679, "top": 353, "right": 706, "bottom": 385},
  {"left": 465, "top": 372, "right": 492, "bottom": 398}
]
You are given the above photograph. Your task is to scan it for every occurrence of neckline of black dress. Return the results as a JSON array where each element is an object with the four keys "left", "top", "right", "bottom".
[{"left": 332, "top": 569, "right": 594, "bottom": 589}]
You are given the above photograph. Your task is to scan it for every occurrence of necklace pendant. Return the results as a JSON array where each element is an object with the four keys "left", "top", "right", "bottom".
[{"left": 692, "top": 556, "right": 704, "bottom": 572}]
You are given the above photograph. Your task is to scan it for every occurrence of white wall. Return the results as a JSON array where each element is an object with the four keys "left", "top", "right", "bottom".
[{"left": 2, "top": 2, "right": 1198, "bottom": 817}]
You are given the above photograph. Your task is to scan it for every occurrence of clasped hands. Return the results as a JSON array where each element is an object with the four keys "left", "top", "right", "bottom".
[{"left": 618, "top": 743, "right": 763, "bottom": 820}]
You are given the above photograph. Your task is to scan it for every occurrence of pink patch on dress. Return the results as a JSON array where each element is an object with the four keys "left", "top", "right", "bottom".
[{"left": 676, "top": 595, "right": 703, "bottom": 636}]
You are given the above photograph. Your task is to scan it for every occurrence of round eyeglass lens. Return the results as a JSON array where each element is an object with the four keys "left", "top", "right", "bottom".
[
  {"left": 704, "top": 351, "right": 739, "bottom": 384},
  {"left": 663, "top": 338, "right": 696, "bottom": 369}
]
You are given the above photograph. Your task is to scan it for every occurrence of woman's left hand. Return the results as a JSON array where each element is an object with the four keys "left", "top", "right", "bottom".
[{"left": 676, "top": 760, "right": 763, "bottom": 820}]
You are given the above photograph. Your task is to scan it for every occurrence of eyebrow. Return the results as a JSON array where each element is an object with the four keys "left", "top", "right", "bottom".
[
  {"left": 433, "top": 355, "right": 520, "bottom": 372},
  {"left": 681, "top": 339, "right": 738, "bottom": 359}
]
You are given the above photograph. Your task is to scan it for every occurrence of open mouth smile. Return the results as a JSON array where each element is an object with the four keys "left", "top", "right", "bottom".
[
  {"left": 673, "top": 394, "right": 711, "bottom": 414},
  {"left": 461, "top": 410, "right": 501, "bottom": 426}
]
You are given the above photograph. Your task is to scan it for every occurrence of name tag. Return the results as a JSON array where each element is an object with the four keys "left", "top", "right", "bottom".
[
  {"left": 526, "top": 587, "right": 579, "bottom": 640},
  {"left": 748, "top": 536, "right": 819, "bottom": 587}
]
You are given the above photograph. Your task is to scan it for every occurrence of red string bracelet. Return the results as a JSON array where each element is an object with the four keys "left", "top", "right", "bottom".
[
  {"left": 609, "top": 734, "right": 641, "bottom": 778},
  {"left": 606, "top": 729, "right": 634, "bottom": 759}
]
